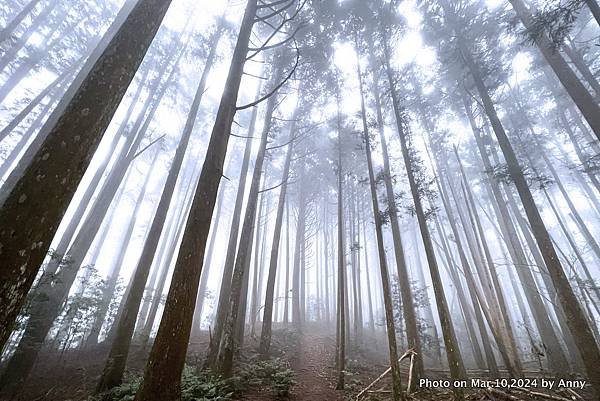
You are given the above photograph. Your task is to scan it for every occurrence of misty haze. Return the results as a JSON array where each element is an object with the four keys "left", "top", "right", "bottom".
[{"left": 0, "top": 0, "right": 599, "bottom": 400}]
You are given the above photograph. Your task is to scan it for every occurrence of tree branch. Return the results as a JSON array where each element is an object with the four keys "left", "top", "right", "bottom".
[{"left": 236, "top": 45, "right": 300, "bottom": 111}]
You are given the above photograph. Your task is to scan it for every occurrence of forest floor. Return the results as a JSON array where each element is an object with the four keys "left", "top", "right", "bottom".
[
  {"left": 238, "top": 325, "right": 344, "bottom": 401},
  {"left": 286, "top": 332, "right": 344, "bottom": 401},
  {"left": 1, "top": 326, "right": 594, "bottom": 401}
]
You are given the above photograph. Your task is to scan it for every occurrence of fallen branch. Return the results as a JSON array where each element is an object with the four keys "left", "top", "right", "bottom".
[
  {"left": 485, "top": 387, "right": 520, "bottom": 401},
  {"left": 355, "top": 349, "right": 416, "bottom": 401},
  {"left": 512, "top": 387, "right": 572, "bottom": 401}
]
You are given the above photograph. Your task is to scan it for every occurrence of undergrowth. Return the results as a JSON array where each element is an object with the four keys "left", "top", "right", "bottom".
[
  {"left": 93, "top": 358, "right": 295, "bottom": 400},
  {"left": 238, "top": 357, "right": 296, "bottom": 397},
  {"left": 92, "top": 366, "right": 233, "bottom": 401}
]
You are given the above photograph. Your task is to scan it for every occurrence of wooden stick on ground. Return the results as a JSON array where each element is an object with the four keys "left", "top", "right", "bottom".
[
  {"left": 485, "top": 387, "right": 521, "bottom": 401},
  {"left": 355, "top": 349, "right": 416, "bottom": 401},
  {"left": 512, "top": 387, "right": 572, "bottom": 401}
]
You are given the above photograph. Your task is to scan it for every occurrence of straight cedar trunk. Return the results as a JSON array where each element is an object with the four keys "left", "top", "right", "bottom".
[
  {"left": 356, "top": 47, "right": 402, "bottom": 401},
  {"left": 234, "top": 216, "right": 255, "bottom": 351},
  {"left": 381, "top": 33, "right": 466, "bottom": 394},
  {"left": 283, "top": 202, "right": 291, "bottom": 324},
  {"left": 349, "top": 186, "right": 361, "bottom": 339},
  {"left": 0, "top": 0, "right": 43, "bottom": 43},
  {"left": 259, "top": 112, "right": 297, "bottom": 356},
  {"left": 292, "top": 187, "right": 307, "bottom": 330},
  {"left": 409, "top": 227, "right": 442, "bottom": 361},
  {"left": 298, "top": 225, "right": 304, "bottom": 324},
  {"left": 134, "top": 198, "right": 176, "bottom": 336},
  {"left": 334, "top": 88, "right": 346, "bottom": 390},
  {"left": 213, "top": 55, "right": 284, "bottom": 377},
  {"left": 323, "top": 206, "right": 331, "bottom": 324},
  {"left": 249, "top": 192, "right": 267, "bottom": 337},
  {"left": 360, "top": 217, "right": 375, "bottom": 333},
  {"left": 134, "top": 157, "right": 203, "bottom": 337},
  {"left": 507, "top": 0, "right": 600, "bottom": 140},
  {"left": 205, "top": 81, "right": 261, "bottom": 366},
  {"left": 353, "top": 190, "right": 364, "bottom": 336},
  {"left": 353, "top": 199, "right": 363, "bottom": 333},
  {"left": 139, "top": 162, "right": 202, "bottom": 349},
  {"left": 133, "top": 1, "right": 257, "bottom": 399},
  {"left": 584, "top": 0, "right": 600, "bottom": 26},
  {"left": 0, "top": 0, "right": 172, "bottom": 350},
  {"left": 96, "top": 24, "right": 222, "bottom": 392},
  {"left": 460, "top": 42, "right": 600, "bottom": 396},
  {"left": 191, "top": 178, "right": 228, "bottom": 337},
  {"left": 461, "top": 92, "right": 570, "bottom": 373},
  {"left": 86, "top": 148, "right": 160, "bottom": 346},
  {"left": 369, "top": 45, "right": 423, "bottom": 379}
]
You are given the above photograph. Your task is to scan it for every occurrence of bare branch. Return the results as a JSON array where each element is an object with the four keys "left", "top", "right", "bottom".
[
  {"left": 258, "top": 178, "right": 288, "bottom": 194},
  {"left": 266, "top": 133, "right": 298, "bottom": 151},
  {"left": 243, "top": 71, "right": 269, "bottom": 80},
  {"left": 236, "top": 46, "right": 300, "bottom": 111},
  {"left": 248, "top": 24, "right": 303, "bottom": 52},
  {"left": 246, "top": 0, "right": 307, "bottom": 60},
  {"left": 230, "top": 132, "right": 260, "bottom": 139},
  {"left": 131, "top": 135, "right": 165, "bottom": 160}
]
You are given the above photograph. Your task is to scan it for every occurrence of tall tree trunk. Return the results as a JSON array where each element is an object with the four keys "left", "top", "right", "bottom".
[
  {"left": 205, "top": 80, "right": 261, "bottom": 366},
  {"left": 213, "top": 55, "right": 283, "bottom": 377},
  {"left": 191, "top": 179, "right": 227, "bottom": 337},
  {"left": 335, "top": 87, "right": 346, "bottom": 390},
  {"left": 0, "top": 0, "right": 172, "bottom": 350},
  {"left": 283, "top": 202, "right": 291, "bottom": 324},
  {"left": 249, "top": 191, "right": 267, "bottom": 337},
  {"left": 361, "top": 217, "right": 375, "bottom": 333},
  {"left": 259, "top": 111, "right": 297, "bottom": 356},
  {"left": 133, "top": 1, "right": 257, "bottom": 399},
  {"left": 356, "top": 46, "right": 402, "bottom": 401},
  {"left": 430, "top": 197, "right": 486, "bottom": 370}
]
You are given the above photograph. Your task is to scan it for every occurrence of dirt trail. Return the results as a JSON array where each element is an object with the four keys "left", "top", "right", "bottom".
[{"left": 288, "top": 332, "right": 344, "bottom": 401}]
